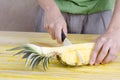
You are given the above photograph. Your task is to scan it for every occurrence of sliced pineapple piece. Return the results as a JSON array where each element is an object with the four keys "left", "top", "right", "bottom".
[
  {"left": 7, "top": 43, "right": 95, "bottom": 70},
  {"left": 55, "top": 43, "right": 94, "bottom": 66}
]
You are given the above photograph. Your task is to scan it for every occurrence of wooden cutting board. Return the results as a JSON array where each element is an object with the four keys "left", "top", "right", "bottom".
[{"left": 0, "top": 31, "right": 120, "bottom": 80}]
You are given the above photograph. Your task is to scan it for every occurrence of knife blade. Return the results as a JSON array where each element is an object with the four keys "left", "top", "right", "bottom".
[{"left": 61, "top": 31, "right": 72, "bottom": 46}]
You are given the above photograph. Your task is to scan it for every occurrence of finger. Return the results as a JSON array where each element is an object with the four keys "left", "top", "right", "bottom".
[
  {"left": 55, "top": 23, "right": 62, "bottom": 44},
  {"left": 102, "top": 47, "right": 118, "bottom": 64},
  {"left": 90, "top": 39, "right": 104, "bottom": 65},
  {"left": 44, "top": 24, "right": 50, "bottom": 33},
  {"left": 95, "top": 42, "right": 110, "bottom": 65},
  {"left": 44, "top": 19, "right": 47, "bottom": 30},
  {"left": 49, "top": 24, "right": 56, "bottom": 40},
  {"left": 63, "top": 24, "right": 67, "bottom": 36}
]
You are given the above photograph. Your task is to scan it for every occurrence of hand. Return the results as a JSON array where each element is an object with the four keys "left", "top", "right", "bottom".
[
  {"left": 90, "top": 29, "right": 120, "bottom": 65},
  {"left": 44, "top": 7, "right": 67, "bottom": 43}
]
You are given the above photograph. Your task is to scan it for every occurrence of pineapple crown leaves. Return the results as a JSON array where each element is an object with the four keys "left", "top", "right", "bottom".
[{"left": 7, "top": 44, "right": 52, "bottom": 70}]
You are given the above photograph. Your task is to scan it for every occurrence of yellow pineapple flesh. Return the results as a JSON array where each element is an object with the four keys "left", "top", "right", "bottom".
[{"left": 52, "top": 43, "right": 95, "bottom": 66}]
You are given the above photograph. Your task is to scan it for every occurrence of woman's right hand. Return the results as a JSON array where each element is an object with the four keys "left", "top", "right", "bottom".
[{"left": 44, "top": 7, "right": 67, "bottom": 44}]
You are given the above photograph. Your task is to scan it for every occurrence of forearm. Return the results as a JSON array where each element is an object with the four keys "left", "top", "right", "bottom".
[
  {"left": 107, "top": 0, "right": 120, "bottom": 32},
  {"left": 38, "top": 0, "right": 59, "bottom": 12}
]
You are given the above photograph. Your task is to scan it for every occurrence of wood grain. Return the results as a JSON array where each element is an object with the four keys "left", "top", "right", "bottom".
[{"left": 0, "top": 31, "right": 120, "bottom": 80}]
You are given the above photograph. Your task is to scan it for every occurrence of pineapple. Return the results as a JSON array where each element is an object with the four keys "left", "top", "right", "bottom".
[{"left": 8, "top": 43, "right": 95, "bottom": 70}]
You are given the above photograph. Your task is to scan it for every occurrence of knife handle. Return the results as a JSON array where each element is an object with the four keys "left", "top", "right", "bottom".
[{"left": 61, "top": 31, "right": 66, "bottom": 42}]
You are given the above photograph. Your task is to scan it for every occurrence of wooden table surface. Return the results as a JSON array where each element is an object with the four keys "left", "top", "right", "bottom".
[{"left": 0, "top": 31, "right": 120, "bottom": 80}]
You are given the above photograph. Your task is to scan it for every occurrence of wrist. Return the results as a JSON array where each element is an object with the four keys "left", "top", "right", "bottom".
[
  {"left": 106, "top": 24, "right": 120, "bottom": 33},
  {"left": 106, "top": 15, "right": 120, "bottom": 33}
]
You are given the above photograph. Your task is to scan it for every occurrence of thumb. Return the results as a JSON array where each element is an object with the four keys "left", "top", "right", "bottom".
[{"left": 63, "top": 24, "right": 67, "bottom": 36}]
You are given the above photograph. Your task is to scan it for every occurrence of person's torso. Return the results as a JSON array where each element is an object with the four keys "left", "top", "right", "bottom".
[{"left": 55, "top": 0, "right": 115, "bottom": 14}]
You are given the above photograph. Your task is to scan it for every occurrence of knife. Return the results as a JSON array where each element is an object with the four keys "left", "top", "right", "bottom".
[{"left": 61, "top": 31, "right": 72, "bottom": 46}]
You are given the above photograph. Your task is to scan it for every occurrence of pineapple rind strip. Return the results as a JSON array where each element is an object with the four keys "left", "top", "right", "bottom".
[{"left": 77, "top": 51, "right": 84, "bottom": 64}]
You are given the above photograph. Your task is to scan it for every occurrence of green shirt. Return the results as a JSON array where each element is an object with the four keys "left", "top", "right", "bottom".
[{"left": 55, "top": 0, "right": 115, "bottom": 14}]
